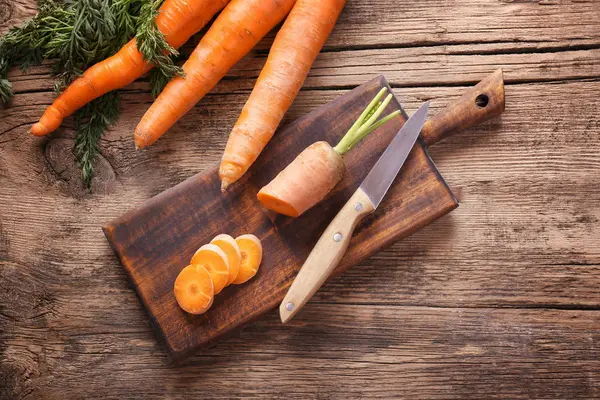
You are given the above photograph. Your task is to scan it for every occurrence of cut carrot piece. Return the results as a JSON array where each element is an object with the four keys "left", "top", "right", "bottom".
[
  {"left": 210, "top": 234, "right": 241, "bottom": 286},
  {"left": 190, "top": 244, "right": 230, "bottom": 294},
  {"left": 232, "top": 234, "right": 263, "bottom": 284},
  {"left": 174, "top": 264, "right": 214, "bottom": 314},
  {"left": 257, "top": 141, "right": 345, "bottom": 217},
  {"left": 257, "top": 88, "right": 401, "bottom": 217},
  {"left": 256, "top": 191, "right": 301, "bottom": 217}
]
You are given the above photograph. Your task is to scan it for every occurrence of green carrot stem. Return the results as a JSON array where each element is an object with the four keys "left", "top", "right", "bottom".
[
  {"left": 335, "top": 89, "right": 387, "bottom": 154},
  {"left": 361, "top": 110, "right": 402, "bottom": 137},
  {"left": 353, "top": 93, "right": 393, "bottom": 141},
  {"left": 333, "top": 88, "right": 400, "bottom": 155},
  {"left": 344, "top": 87, "right": 388, "bottom": 140}
]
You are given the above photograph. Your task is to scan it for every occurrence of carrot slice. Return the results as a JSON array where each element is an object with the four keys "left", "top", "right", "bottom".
[
  {"left": 232, "top": 234, "right": 263, "bottom": 284},
  {"left": 190, "top": 244, "right": 230, "bottom": 294},
  {"left": 210, "top": 234, "right": 241, "bottom": 286},
  {"left": 174, "top": 264, "right": 214, "bottom": 314}
]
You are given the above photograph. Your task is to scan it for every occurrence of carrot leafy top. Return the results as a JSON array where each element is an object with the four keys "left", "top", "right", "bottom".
[{"left": 0, "top": 0, "right": 178, "bottom": 187}]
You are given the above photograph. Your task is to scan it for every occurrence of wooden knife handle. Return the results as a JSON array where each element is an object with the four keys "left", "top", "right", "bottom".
[
  {"left": 420, "top": 69, "right": 505, "bottom": 147},
  {"left": 279, "top": 188, "right": 375, "bottom": 323}
]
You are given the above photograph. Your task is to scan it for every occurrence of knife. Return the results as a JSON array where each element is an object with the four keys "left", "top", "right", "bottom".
[{"left": 279, "top": 102, "right": 430, "bottom": 323}]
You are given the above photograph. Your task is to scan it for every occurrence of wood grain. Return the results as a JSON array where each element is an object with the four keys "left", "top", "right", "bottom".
[
  {"left": 1, "top": 0, "right": 600, "bottom": 397},
  {"left": 7, "top": 45, "right": 600, "bottom": 97},
  {"left": 2, "top": 291, "right": 599, "bottom": 399},
  {"left": 4, "top": 0, "right": 599, "bottom": 49}
]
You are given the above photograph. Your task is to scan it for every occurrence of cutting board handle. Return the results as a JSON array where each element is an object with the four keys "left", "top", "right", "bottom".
[{"left": 420, "top": 69, "right": 505, "bottom": 147}]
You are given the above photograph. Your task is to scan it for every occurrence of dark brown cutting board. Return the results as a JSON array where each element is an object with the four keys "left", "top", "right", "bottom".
[{"left": 104, "top": 70, "right": 505, "bottom": 361}]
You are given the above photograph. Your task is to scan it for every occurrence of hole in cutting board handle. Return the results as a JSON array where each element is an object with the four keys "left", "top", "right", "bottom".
[{"left": 475, "top": 94, "right": 489, "bottom": 108}]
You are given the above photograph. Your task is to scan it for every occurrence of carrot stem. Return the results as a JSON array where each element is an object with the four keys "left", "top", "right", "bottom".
[
  {"left": 362, "top": 110, "right": 402, "bottom": 137},
  {"left": 333, "top": 88, "right": 401, "bottom": 156},
  {"left": 344, "top": 88, "right": 387, "bottom": 141},
  {"left": 354, "top": 93, "right": 393, "bottom": 140}
]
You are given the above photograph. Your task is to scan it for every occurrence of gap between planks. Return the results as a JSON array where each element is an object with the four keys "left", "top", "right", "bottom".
[
  {"left": 4, "top": 38, "right": 600, "bottom": 94},
  {"left": 7, "top": 76, "right": 600, "bottom": 99}
]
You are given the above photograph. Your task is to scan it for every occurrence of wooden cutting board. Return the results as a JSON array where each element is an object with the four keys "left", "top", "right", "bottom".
[{"left": 103, "top": 70, "right": 505, "bottom": 361}]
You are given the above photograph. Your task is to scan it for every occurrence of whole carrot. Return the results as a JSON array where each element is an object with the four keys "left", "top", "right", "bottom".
[
  {"left": 258, "top": 88, "right": 401, "bottom": 217},
  {"left": 30, "top": 0, "right": 231, "bottom": 137},
  {"left": 219, "top": 0, "right": 346, "bottom": 191},
  {"left": 134, "top": 0, "right": 297, "bottom": 149}
]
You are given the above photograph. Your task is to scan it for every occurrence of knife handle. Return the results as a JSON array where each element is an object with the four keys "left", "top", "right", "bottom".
[
  {"left": 279, "top": 188, "right": 375, "bottom": 323},
  {"left": 420, "top": 69, "right": 505, "bottom": 147}
]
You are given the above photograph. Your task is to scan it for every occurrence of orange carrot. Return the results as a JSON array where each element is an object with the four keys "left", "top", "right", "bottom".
[
  {"left": 258, "top": 141, "right": 344, "bottom": 217},
  {"left": 232, "top": 234, "right": 262, "bottom": 284},
  {"left": 210, "top": 234, "right": 241, "bottom": 286},
  {"left": 219, "top": 0, "right": 346, "bottom": 190},
  {"left": 30, "top": 0, "right": 231, "bottom": 137},
  {"left": 258, "top": 88, "right": 401, "bottom": 217},
  {"left": 190, "top": 244, "right": 230, "bottom": 294},
  {"left": 174, "top": 264, "right": 214, "bottom": 314},
  {"left": 134, "top": 0, "right": 297, "bottom": 149}
]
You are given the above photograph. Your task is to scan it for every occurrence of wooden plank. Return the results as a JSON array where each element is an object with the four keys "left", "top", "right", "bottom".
[
  {"left": 6, "top": 45, "right": 600, "bottom": 98},
  {"left": 1, "top": 263, "right": 599, "bottom": 399},
  {"left": 0, "top": 0, "right": 36, "bottom": 34},
  {"left": 218, "top": 46, "right": 600, "bottom": 92},
  {"left": 2, "top": 0, "right": 599, "bottom": 49},
  {"left": 328, "top": 0, "right": 600, "bottom": 49}
]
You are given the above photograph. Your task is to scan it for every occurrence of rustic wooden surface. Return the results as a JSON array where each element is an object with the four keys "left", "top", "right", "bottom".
[
  {"left": 104, "top": 75, "right": 466, "bottom": 360},
  {"left": 1, "top": 0, "right": 599, "bottom": 398}
]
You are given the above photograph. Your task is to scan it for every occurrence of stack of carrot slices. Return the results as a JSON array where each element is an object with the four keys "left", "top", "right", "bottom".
[{"left": 174, "top": 234, "right": 263, "bottom": 315}]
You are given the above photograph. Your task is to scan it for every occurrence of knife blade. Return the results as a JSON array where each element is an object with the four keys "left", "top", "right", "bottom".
[{"left": 279, "top": 101, "right": 430, "bottom": 323}]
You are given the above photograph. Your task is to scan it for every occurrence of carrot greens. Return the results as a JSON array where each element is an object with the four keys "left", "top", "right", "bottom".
[
  {"left": 0, "top": 0, "right": 176, "bottom": 187},
  {"left": 136, "top": 0, "right": 184, "bottom": 97}
]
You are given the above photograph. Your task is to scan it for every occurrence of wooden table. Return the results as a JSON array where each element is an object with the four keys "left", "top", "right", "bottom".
[{"left": 1, "top": 0, "right": 599, "bottom": 398}]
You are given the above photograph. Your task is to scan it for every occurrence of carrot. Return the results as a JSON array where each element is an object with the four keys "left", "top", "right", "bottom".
[
  {"left": 232, "top": 234, "right": 262, "bottom": 284},
  {"left": 219, "top": 0, "right": 346, "bottom": 191},
  {"left": 210, "top": 234, "right": 241, "bottom": 285},
  {"left": 190, "top": 244, "right": 230, "bottom": 294},
  {"left": 30, "top": 0, "right": 231, "bottom": 137},
  {"left": 258, "top": 88, "right": 401, "bottom": 217},
  {"left": 257, "top": 141, "right": 344, "bottom": 217},
  {"left": 174, "top": 264, "right": 214, "bottom": 314},
  {"left": 134, "top": 0, "right": 297, "bottom": 149}
]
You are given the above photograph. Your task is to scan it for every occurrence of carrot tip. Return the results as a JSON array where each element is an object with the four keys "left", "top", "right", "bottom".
[
  {"left": 221, "top": 181, "right": 229, "bottom": 192},
  {"left": 134, "top": 136, "right": 145, "bottom": 151}
]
